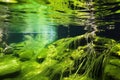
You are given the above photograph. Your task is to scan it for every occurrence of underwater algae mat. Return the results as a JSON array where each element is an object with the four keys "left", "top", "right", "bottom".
[{"left": 0, "top": 35, "right": 120, "bottom": 80}]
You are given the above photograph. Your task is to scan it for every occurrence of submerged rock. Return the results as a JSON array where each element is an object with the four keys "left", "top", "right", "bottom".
[
  {"left": 0, "top": 35, "right": 120, "bottom": 80},
  {"left": 0, "top": 56, "right": 21, "bottom": 76},
  {"left": 104, "top": 63, "right": 120, "bottom": 80},
  {"left": 104, "top": 43, "right": 120, "bottom": 80},
  {"left": 3, "top": 46, "right": 14, "bottom": 54},
  {"left": 19, "top": 50, "right": 35, "bottom": 61}
]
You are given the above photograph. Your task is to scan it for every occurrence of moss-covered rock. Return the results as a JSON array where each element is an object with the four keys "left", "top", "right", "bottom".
[
  {"left": 104, "top": 53, "right": 120, "bottom": 80},
  {"left": 0, "top": 56, "right": 21, "bottom": 76},
  {"left": 36, "top": 35, "right": 117, "bottom": 80},
  {"left": 0, "top": 35, "right": 120, "bottom": 80},
  {"left": 19, "top": 50, "right": 35, "bottom": 61},
  {"left": 3, "top": 46, "right": 14, "bottom": 54},
  {"left": 104, "top": 64, "right": 120, "bottom": 80},
  {"left": 18, "top": 61, "right": 42, "bottom": 80}
]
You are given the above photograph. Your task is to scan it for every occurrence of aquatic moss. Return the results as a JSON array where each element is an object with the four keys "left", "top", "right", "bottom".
[
  {"left": 0, "top": 35, "right": 120, "bottom": 80},
  {"left": 0, "top": 56, "right": 20, "bottom": 76},
  {"left": 104, "top": 64, "right": 120, "bottom": 80}
]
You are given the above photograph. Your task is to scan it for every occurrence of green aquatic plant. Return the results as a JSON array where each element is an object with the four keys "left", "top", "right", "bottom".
[
  {"left": 12, "top": 34, "right": 53, "bottom": 60},
  {"left": 0, "top": 34, "right": 120, "bottom": 80},
  {"left": 0, "top": 0, "right": 120, "bottom": 80},
  {"left": 0, "top": 55, "right": 20, "bottom": 77},
  {"left": 36, "top": 34, "right": 117, "bottom": 80}
]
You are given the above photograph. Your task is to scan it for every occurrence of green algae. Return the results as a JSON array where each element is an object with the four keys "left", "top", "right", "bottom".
[
  {"left": 0, "top": 34, "right": 120, "bottom": 80},
  {"left": 0, "top": 0, "right": 120, "bottom": 80},
  {"left": 0, "top": 56, "right": 20, "bottom": 76}
]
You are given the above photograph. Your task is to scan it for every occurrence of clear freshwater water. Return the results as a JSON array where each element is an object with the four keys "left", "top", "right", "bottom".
[
  {"left": 0, "top": 0, "right": 120, "bottom": 43},
  {"left": 0, "top": 0, "right": 120, "bottom": 80}
]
